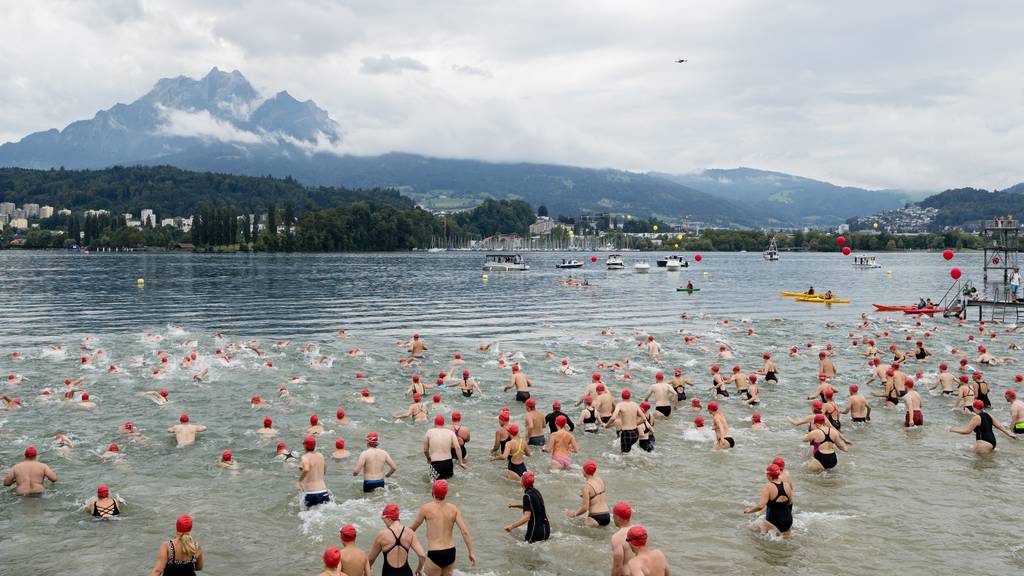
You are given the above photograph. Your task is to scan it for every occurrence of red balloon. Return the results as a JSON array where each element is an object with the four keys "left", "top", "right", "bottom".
[
  {"left": 942, "top": 249, "right": 954, "bottom": 261},
  {"left": 950, "top": 268, "right": 962, "bottom": 280},
  {"left": 836, "top": 236, "right": 846, "bottom": 246},
  {"left": 694, "top": 253, "right": 702, "bottom": 262},
  {"left": 591, "top": 256, "right": 597, "bottom": 263},
  {"left": 842, "top": 246, "right": 851, "bottom": 256}
]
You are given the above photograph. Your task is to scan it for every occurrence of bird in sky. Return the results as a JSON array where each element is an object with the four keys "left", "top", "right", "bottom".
[{"left": 675, "top": 59, "right": 687, "bottom": 63}]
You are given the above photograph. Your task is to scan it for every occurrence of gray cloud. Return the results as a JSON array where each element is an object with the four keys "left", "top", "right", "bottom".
[
  {"left": 1, "top": 0, "right": 1023, "bottom": 191},
  {"left": 451, "top": 64, "right": 492, "bottom": 78},
  {"left": 359, "top": 54, "right": 429, "bottom": 75}
]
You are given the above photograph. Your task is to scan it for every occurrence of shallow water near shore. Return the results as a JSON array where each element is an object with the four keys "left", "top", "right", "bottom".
[{"left": 1, "top": 250, "right": 1022, "bottom": 576}]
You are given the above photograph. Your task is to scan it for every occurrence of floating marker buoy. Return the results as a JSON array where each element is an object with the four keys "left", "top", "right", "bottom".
[
  {"left": 703, "top": 271, "right": 709, "bottom": 276},
  {"left": 137, "top": 278, "right": 145, "bottom": 286},
  {"left": 482, "top": 274, "right": 489, "bottom": 280},
  {"left": 886, "top": 271, "right": 892, "bottom": 275}
]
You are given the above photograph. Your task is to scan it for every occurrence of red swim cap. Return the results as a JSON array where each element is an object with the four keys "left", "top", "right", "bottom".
[
  {"left": 849, "top": 384, "right": 859, "bottom": 393},
  {"left": 434, "top": 415, "right": 445, "bottom": 426},
  {"left": 356, "top": 373, "right": 363, "bottom": 379},
  {"left": 752, "top": 412, "right": 761, "bottom": 423},
  {"left": 1017, "top": 374, "right": 1024, "bottom": 383},
  {"left": 556, "top": 415, "right": 567, "bottom": 428},
  {"left": 335, "top": 438, "right": 345, "bottom": 449},
  {"left": 824, "top": 389, "right": 834, "bottom": 398},
  {"left": 433, "top": 394, "right": 441, "bottom": 403},
  {"left": 361, "top": 388, "right": 370, "bottom": 397},
  {"left": 412, "top": 375, "right": 420, "bottom": 383},
  {"left": 694, "top": 416, "right": 705, "bottom": 427},
  {"left": 711, "top": 365, "right": 720, "bottom": 373},
  {"left": 593, "top": 373, "right": 601, "bottom": 382},
  {"left": 221, "top": 450, "right": 231, "bottom": 462},
  {"left": 382, "top": 503, "right": 400, "bottom": 521},
  {"left": 656, "top": 371, "right": 664, "bottom": 381},
  {"left": 596, "top": 384, "right": 606, "bottom": 392},
  {"left": 583, "top": 396, "right": 593, "bottom": 404},
  {"left": 159, "top": 389, "right": 168, "bottom": 398},
  {"left": 124, "top": 420, "right": 133, "bottom": 431},
  {"left": 276, "top": 442, "right": 286, "bottom": 451},
  {"left": 763, "top": 353, "right": 771, "bottom": 360},
  {"left": 905, "top": 380, "right": 914, "bottom": 389},
  {"left": 512, "top": 364, "right": 520, "bottom": 372},
  {"left": 336, "top": 408, "right": 346, "bottom": 420},
  {"left": 886, "top": 369, "right": 894, "bottom": 377},
  {"left": 176, "top": 514, "right": 192, "bottom": 533},
  {"left": 732, "top": 366, "right": 740, "bottom": 373},
  {"left": 552, "top": 401, "right": 561, "bottom": 410},
  {"left": 626, "top": 525, "right": 648, "bottom": 547},
  {"left": 24, "top": 445, "right": 37, "bottom": 458},
  {"left": 264, "top": 417, "right": 272, "bottom": 427},
  {"left": 812, "top": 400, "right": 823, "bottom": 411},
  {"left": 939, "top": 363, "right": 948, "bottom": 371},
  {"left": 97, "top": 484, "right": 109, "bottom": 498},
  {"left": 323, "top": 546, "right": 341, "bottom": 568},
  {"left": 521, "top": 471, "right": 535, "bottom": 488},
  {"left": 814, "top": 414, "right": 826, "bottom": 424},
  {"left": 462, "top": 370, "right": 470, "bottom": 379},
  {"left": 583, "top": 460, "right": 597, "bottom": 475},
  {"left": 508, "top": 424, "right": 520, "bottom": 436},
  {"left": 366, "top": 432, "right": 379, "bottom": 445},
  {"left": 772, "top": 456, "right": 785, "bottom": 470},
  {"left": 613, "top": 501, "right": 632, "bottom": 520},
  {"left": 108, "top": 443, "right": 119, "bottom": 453},
  {"left": 432, "top": 479, "right": 448, "bottom": 500},
  {"left": 340, "top": 524, "right": 357, "bottom": 542},
  {"left": 674, "top": 368, "right": 682, "bottom": 375},
  {"left": 819, "top": 352, "right": 826, "bottom": 358},
  {"left": 81, "top": 392, "right": 90, "bottom": 401},
  {"left": 304, "top": 435, "right": 316, "bottom": 450},
  {"left": 960, "top": 358, "right": 968, "bottom": 365},
  {"left": 707, "top": 401, "right": 718, "bottom": 412},
  {"left": 413, "top": 393, "right": 422, "bottom": 402},
  {"left": 691, "top": 398, "right": 700, "bottom": 406},
  {"left": 498, "top": 412, "right": 510, "bottom": 423},
  {"left": 526, "top": 398, "right": 536, "bottom": 408},
  {"left": 439, "top": 372, "right": 446, "bottom": 379},
  {"left": 454, "top": 353, "right": 462, "bottom": 359},
  {"left": 621, "top": 389, "right": 631, "bottom": 400},
  {"left": 179, "top": 413, "right": 189, "bottom": 423},
  {"left": 973, "top": 371, "right": 983, "bottom": 379},
  {"left": 767, "top": 464, "right": 781, "bottom": 479},
  {"left": 251, "top": 395, "right": 262, "bottom": 404},
  {"left": 960, "top": 375, "right": 969, "bottom": 383},
  {"left": 818, "top": 374, "right": 827, "bottom": 381},
  {"left": 973, "top": 400, "right": 985, "bottom": 411},
  {"left": 452, "top": 411, "right": 462, "bottom": 421},
  {"left": 1006, "top": 390, "right": 1017, "bottom": 400},
  {"left": 647, "top": 335, "right": 654, "bottom": 341},
  {"left": 748, "top": 374, "right": 757, "bottom": 383},
  {"left": 310, "top": 414, "right": 319, "bottom": 425}
]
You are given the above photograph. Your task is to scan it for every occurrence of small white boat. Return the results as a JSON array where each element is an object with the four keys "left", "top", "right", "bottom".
[
  {"left": 606, "top": 255, "right": 625, "bottom": 270},
  {"left": 763, "top": 236, "right": 779, "bottom": 261},
  {"left": 665, "top": 259, "right": 682, "bottom": 271},
  {"left": 555, "top": 259, "right": 584, "bottom": 269},
  {"left": 658, "top": 255, "right": 688, "bottom": 268},
  {"left": 634, "top": 260, "right": 651, "bottom": 273},
  {"left": 853, "top": 255, "right": 882, "bottom": 269},
  {"left": 483, "top": 253, "right": 530, "bottom": 271}
]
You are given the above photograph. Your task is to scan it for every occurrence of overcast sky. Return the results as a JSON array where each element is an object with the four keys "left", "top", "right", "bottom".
[{"left": 1, "top": 0, "right": 1022, "bottom": 191}]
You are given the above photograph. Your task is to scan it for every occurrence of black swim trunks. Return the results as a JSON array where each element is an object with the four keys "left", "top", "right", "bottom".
[
  {"left": 655, "top": 405, "right": 671, "bottom": 417},
  {"left": 620, "top": 428, "right": 639, "bottom": 453},
  {"left": 507, "top": 460, "right": 527, "bottom": 476},
  {"left": 515, "top": 390, "right": 530, "bottom": 402},
  {"left": 427, "top": 547, "right": 456, "bottom": 568},
  {"left": 430, "top": 459, "right": 454, "bottom": 480},
  {"left": 715, "top": 388, "right": 730, "bottom": 397},
  {"left": 590, "top": 512, "right": 611, "bottom": 526},
  {"left": 724, "top": 437, "right": 735, "bottom": 448},
  {"left": 528, "top": 435, "right": 545, "bottom": 446}
]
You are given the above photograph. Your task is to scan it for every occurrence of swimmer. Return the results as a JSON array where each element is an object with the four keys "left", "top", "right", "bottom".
[
  {"left": 559, "top": 359, "right": 576, "bottom": 375},
  {"left": 335, "top": 524, "right": 370, "bottom": 576},
  {"left": 565, "top": 460, "right": 611, "bottom": 527},
  {"left": 450, "top": 412, "right": 470, "bottom": 461},
  {"left": 972, "top": 372, "right": 993, "bottom": 408},
  {"left": 744, "top": 375, "right": 761, "bottom": 406},
  {"left": 903, "top": 380, "right": 924, "bottom": 428},
  {"left": 494, "top": 423, "right": 530, "bottom": 480},
  {"left": 1005, "top": 390, "right": 1024, "bottom": 435},
  {"left": 73, "top": 391, "right": 96, "bottom": 409},
  {"left": 395, "top": 393, "right": 428, "bottom": 421},
  {"left": 306, "top": 414, "right": 324, "bottom": 435},
  {"left": 579, "top": 396, "right": 599, "bottom": 433},
  {"left": 52, "top": 433, "right": 75, "bottom": 457},
  {"left": 425, "top": 415, "right": 466, "bottom": 481},
  {"left": 818, "top": 352, "right": 837, "bottom": 379},
  {"left": 332, "top": 439, "right": 350, "bottom": 460},
  {"left": 219, "top": 450, "right": 238, "bottom": 470},
  {"left": 87, "top": 483, "right": 121, "bottom": 518},
  {"left": 689, "top": 398, "right": 703, "bottom": 412},
  {"left": 544, "top": 401, "right": 575, "bottom": 432},
  {"left": 912, "top": 341, "right": 931, "bottom": 362},
  {"left": 298, "top": 436, "right": 331, "bottom": 507},
  {"left": 336, "top": 407, "right": 350, "bottom": 425},
  {"left": 930, "top": 363, "right": 956, "bottom": 395},
  {"left": 708, "top": 402, "right": 734, "bottom": 450},
  {"left": 637, "top": 403, "right": 656, "bottom": 452},
  {"left": 802, "top": 414, "right": 848, "bottom": 471},
  {"left": 716, "top": 345, "right": 734, "bottom": 360},
  {"left": 644, "top": 336, "right": 663, "bottom": 364},
  {"left": 949, "top": 400, "right": 1016, "bottom": 453},
  {"left": 954, "top": 375, "right": 976, "bottom": 412},
  {"left": 841, "top": 384, "right": 872, "bottom": 422},
  {"left": 758, "top": 353, "right": 779, "bottom": 384},
  {"left": 668, "top": 368, "right": 694, "bottom": 401},
  {"left": 624, "top": 525, "right": 668, "bottom": 576},
  {"left": 191, "top": 368, "right": 208, "bottom": 382},
  {"left": 101, "top": 443, "right": 122, "bottom": 461},
  {"left": 168, "top": 414, "right": 206, "bottom": 446},
  {"left": 359, "top": 387, "right": 375, "bottom": 404},
  {"left": 750, "top": 412, "right": 768, "bottom": 430},
  {"left": 524, "top": 399, "right": 546, "bottom": 447},
  {"left": 729, "top": 365, "right": 750, "bottom": 396},
  {"left": 457, "top": 370, "right": 482, "bottom": 398},
  {"left": 643, "top": 372, "right": 675, "bottom": 418},
  {"left": 0, "top": 395, "right": 23, "bottom": 410},
  {"left": 503, "top": 472, "right": 550, "bottom": 543},
  {"left": 409, "top": 480, "right": 477, "bottom": 575},
  {"left": 407, "top": 333, "right": 428, "bottom": 359},
  {"left": 744, "top": 463, "right": 793, "bottom": 537},
  {"left": 504, "top": 364, "right": 532, "bottom": 402},
  {"left": 406, "top": 375, "right": 426, "bottom": 397},
  {"left": 710, "top": 365, "right": 730, "bottom": 397},
  {"left": 610, "top": 502, "right": 635, "bottom": 576},
  {"left": 136, "top": 389, "right": 170, "bottom": 405},
  {"left": 491, "top": 413, "right": 512, "bottom": 457},
  {"left": 544, "top": 415, "right": 577, "bottom": 470},
  {"left": 250, "top": 395, "right": 267, "bottom": 408},
  {"left": 603, "top": 389, "right": 644, "bottom": 453},
  {"left": 3, "top": 446, "right": 58, "bottom": 495},
  {"left": 353, "top": 432, "right": 397, "bottom": 493},
  {"left": 578, "top": 373, "right": 606, "bottom": 406},
  {"left": 257, "top": 417, "right": 278, "bottom": 438},
  {"left": 369, "top": 504, "right": 427, "bottom": 576}
]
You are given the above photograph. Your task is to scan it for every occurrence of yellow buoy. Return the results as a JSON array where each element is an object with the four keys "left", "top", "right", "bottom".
[
  {"left": 703, "top": 271, "right": 709, "bottom": 276},
  {"left": 136, "top": 278, "right": 145, "bottom": 286},
  {"left": 886, "top": 271, "right": 892, "bottom": 275},
  {"left": 481, "top": 274, "right": 489, "bottom": 280}
]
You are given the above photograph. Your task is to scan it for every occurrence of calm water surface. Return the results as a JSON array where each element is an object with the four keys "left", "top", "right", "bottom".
[{"left": 0, "top": 251, "right": 1021, "bottom": 576}]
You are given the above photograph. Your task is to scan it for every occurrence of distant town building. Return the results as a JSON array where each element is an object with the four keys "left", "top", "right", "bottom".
[
  {"left": 84, "top": 209, "right": 110, "bottom": 217},
  {"left": 23, "top": 203, "right": 40, "bottom": 218},
  {"left": 140, "top": 209, "right": 156, "bottom": 227},
  {"left": 40, "top": 206, "right": 54, "bottom": 219},
  {"left": 11, "top": 208, "right": 25, "bottom": 219},
  {"left": 58, "top": 208, "right": 72, "bottom": 216},
  {"left": 528, "top": 217, "right": 570, "bottom": 236},
  {"left": 0, "top": 202, "right": 14, "bottom": 215},
  {"left": 9, "top": 218, "right": 29, "bottom": 230}
]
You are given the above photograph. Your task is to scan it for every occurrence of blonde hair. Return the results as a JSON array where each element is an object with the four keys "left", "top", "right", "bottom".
[{"left": 177, "top": 533, "right": 199, "bottom": 559}]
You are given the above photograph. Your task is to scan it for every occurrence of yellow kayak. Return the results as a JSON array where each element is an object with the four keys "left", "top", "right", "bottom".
[
  {"left": 795, "top": 296, "right": 850, "bottom": 304},
  {"left": 781, "top": 291, "right": 832, "bottom": 297}
]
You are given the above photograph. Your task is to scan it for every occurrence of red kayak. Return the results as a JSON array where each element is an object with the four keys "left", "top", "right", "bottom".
[
  {"left": 903, "top": 308, "right": 947, "bottom": 315},
  {"left": 873, "top": 304, "right": 918, "bottom": 312}
]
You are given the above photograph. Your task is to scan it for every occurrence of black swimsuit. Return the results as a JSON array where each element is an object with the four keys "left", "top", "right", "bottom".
[
  {"left": 585, "top": 481, "right": 611, "bottom": 526},
  {"left": 382, "top": 526, "right": 413, "bottom": 576},
  {"left": 92, "top": 499, "right": 120, "bottom": 518},
  {"left": 812, "top": 428, "right": 838, "bottom": 469},
  {"left": 765, "top": 481, "right": 793, "bottom": 532},
  {"left": 976, "top": 411, "right": 997, "bottom": 447},
  {"left": 163, "top": 541, "right": 197, "bottom": 576}
]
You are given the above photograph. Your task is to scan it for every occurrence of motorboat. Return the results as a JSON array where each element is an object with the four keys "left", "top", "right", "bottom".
[
  {"left": 763, "top": 236, "right": 779, "bottom": 261},
  {"left": 657, "top": 255, "right": 689, "bottom": 268},
  {"left": 853, "top": 255, "right": 882, "bottom": 269},
  {"left": 555, "top": 259, "right": 584, "bottom": 269},
  {"left": 606, "top": 255, "right": 625, "bottom": 270},
  {"left": 665, "top": 259, "right": 682, "bottom": 271},
  {"left": 634, "top": 260, "right": 651, "bottom": 273},
  {"left": 483, "top": 253, "right": 530, "bottom": 271}
]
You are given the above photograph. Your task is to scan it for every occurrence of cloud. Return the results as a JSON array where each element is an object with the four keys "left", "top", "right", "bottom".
[
  {"left": 451, "top": 64, "right": 492, "bottom": 78},
  {"left": 359, "top": 54, "right": 429, "bottom": 75},
  {"left": 155, "top": 105, "right": 267, "bottom": 145}
]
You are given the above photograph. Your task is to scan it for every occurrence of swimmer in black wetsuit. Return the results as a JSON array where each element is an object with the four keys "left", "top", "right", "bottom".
[
  {"left": 744, "top": 463, "right": 793, "bottom": 537},
  {"left": 949, "top": 400, "right": 1016, "bottom": 454}
]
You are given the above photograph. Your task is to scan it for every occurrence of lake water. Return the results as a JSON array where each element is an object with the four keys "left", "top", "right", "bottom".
[{"left": 1, "top": 250, "right": 1021, "bottom": 576}]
